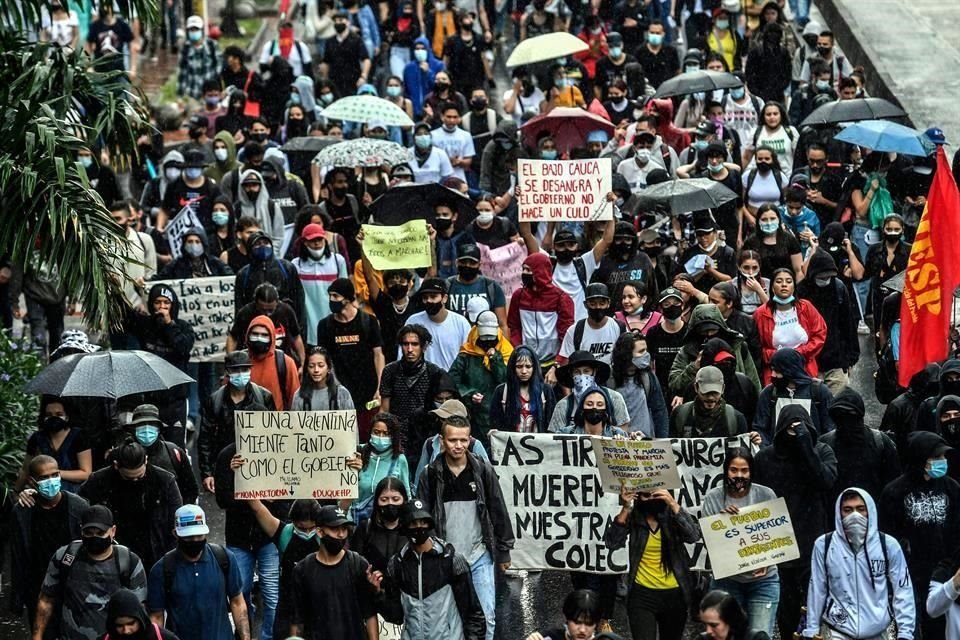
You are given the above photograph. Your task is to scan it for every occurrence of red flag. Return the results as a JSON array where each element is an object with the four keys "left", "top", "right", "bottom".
[{"left": 898, "top": 146, "right": 960, "bottom": 386}]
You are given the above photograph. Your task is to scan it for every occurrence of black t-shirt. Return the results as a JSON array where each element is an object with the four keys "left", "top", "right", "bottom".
[
  {"left": 679, "top": 244, "right": 737, "bottom": 292},
  {"left": 371, "top": 294, "right": 421, "bottom": 363},
  {"left": 226, "top": 246, "right": 252, "bottom": 273},
  {"left": 29, "top": 500, "right": 72, "bottom": 597},
  {"left": 444, "top": 35, "right": 489, "bottom": 92},
  {"left": 696, "top": 169, "right": 743, "bottom": 241},
  {"left": 291, "top": 552, "right": 375, "bottom": 640},
  {"left": 315, "top": 312, "right": 384, "bottom": 407},
  {"left": 162, "top": 178, "right": 220, "bottom": 236},
  {"left": 793, "top": 167, "right": 844, "bottom": 228},
  {"left": 323, "top": 35, "right": 369, "bottom": 97},
  {"left": 592, "top": 251, "right": 659, "bottom": 311},
  {"left": 742, "top": 233, "right": 802, "bottom": 280},
  {"left": 230, "top": 302, "right": 302, "bottom": 356},
  {"left": 646, "top": 322, "right": 686, "bottom": 395},
  {"left": 87, "top": 19, "right": 133, "bottom": 71},
  {"left": 468, "top": 217, "right": 517, "bottom": 249},
  {"left": 325, "top": 198, "right": 361, "bottom": 262},
  {"left": 634, "top": 45, "right": 680, "bottom": 90},
  {"left": 595, "top": 55, "right": 636, "bottom": 92}
]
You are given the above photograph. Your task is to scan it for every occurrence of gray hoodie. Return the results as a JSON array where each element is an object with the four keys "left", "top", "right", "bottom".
[{"left": 235, "top": 169, "right": 285, "bottom": 253}]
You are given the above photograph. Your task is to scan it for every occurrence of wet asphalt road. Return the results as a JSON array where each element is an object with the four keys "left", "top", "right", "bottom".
[{"left": 0, "top": 335, "right": 881, "bottom": 639}]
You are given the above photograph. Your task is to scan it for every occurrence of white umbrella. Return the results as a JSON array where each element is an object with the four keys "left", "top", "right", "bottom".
[
  {"left": 321, "top": 95, "right": 415, "bottom": 127},
  {"left": 506, "top": 32, "right": 589, "bottom": 68}
]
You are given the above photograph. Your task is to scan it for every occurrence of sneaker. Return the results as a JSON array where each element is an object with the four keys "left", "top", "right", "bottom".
[{"left": 857, "top": 320, "right": 869, "bottom": 335}]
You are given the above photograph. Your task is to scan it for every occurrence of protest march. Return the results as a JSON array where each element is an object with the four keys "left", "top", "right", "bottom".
[{"left": 6, "top": 0, "right": 960, "bottom": 639}]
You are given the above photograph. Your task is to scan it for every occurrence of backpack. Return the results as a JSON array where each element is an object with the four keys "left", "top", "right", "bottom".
[
  {"left": 161, "top": 543, "right": 231, "bottom": 601},
  {"left": 445, "top": 275, "right": 500, "bottom": 310},
  {"left": 674, "top": 402, "right": 740, "bottom": 437},
  {"left": 768, "top": 379, "right": 824, "bottom": 428},
  {"left": 240, "top": 260, "right": 292, "bottom": 299},
  {"left": 572, "top": 317, "right": 626, "bottom": 352},
  {"left": 874, "top": 341, "right": 901, "bottom": 405},
  {"left": 820, "top": 531, "right": 896, "bottom": 632},
  {"left": 752, "top": 124, "right": 796, "bottom": 149},
  {"left": 721, "top": 92, "right": 763, "bottom": 117},
  {"left": 58, "top": 540, "right": 135, "bottom": 586},
  {"left": 270, "top": 39, "right": 314, "bottom": 79},
  {"left": 296, "top": 382, "right": 341, "bottom": 410},
  {"left": 275, "top": 349, "right": 289, "bottom": 407},
  {"left": 744, "top": 167, "right": 785, "bottom": 202},
  {"left": 161, "top": 441, "right": 186, "bottom": 477}
]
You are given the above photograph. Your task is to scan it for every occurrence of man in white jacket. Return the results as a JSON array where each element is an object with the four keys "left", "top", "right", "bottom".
[{"left": 803, "top": 487, "right": 915, "bottom": 640}]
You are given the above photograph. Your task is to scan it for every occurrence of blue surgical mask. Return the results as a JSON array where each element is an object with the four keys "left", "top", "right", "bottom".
[
  {"left": 184, "top": 167, "right": 203, "bottom": 180},
  {"left": 320, "top": 93, "right": 335, "bottom": 105},
  {"left": 386, "top": 85, "right": 403, "bottom": 97},
  {"left": 772, "top": 294, "right": 795, "bottom": 305},
  {"left": 183, "top": 242, "right": 204, "bottom": 257},
  {"left": 135, "top": 425, "right": 160, "bottom": 447},
  {"left": 214, "top": 148, "right": 229, "bottom": 162},
  {"left": 609, "top": 46, "right": 622, "bottom": 58},
  {"left": 36, "top": 476, "right": 61, "bottom": 500},
  {"left": 730, "top": 87, "right": 746, "bottom": 100},
  {"left": 647, "top": 33, "right": 663, "bottom": 46},
  {"left": 708, "top": 162, "right": 724, "bottom": 174},
  {"left": 692, "top": 91, "right": 706, "bottom": 101},
  {"left": 929, "top": 459, "right": 949, "bottom": 479},
  {"left": 715, "top": 19, "right": 729, "bottom": 30},
  {"left": 415, "top": 134, "right": 432, "bottom": 149},
  {"left": 78, "top": 155, "right": 93, "bottom": 168},
  {"left": 188, "top": 29, "right": 202, "bottom": 42},
  {"left": 694, "top": 139, "right": 708, "bottom": 150},
  {"left": 290, "top": 93, "right": 302, "bottom": 105},
  {"left": 815, "top": 80, "right": 831, "bottom": 92},
  {"left": 760, "top": 220, "right": 780, "bottom": 235},
  {"left": 414, "top": 49, "right": 428, "bottom": 62},
  {"left": 685, "top": 65, "right": 700, "bottom": 74},
  {"left": 370, "top": 435, "right": 392, "bottom": 452},
  {"left": 293, "top": 527, "right": 316, "bottom": 541},
  {"left": 229, "top": 371, "right": 251, "bottom": 388},
  {"left": 213, "top": 211, "right": 230, "bottom": 227},
  {"left": 632, "top": 353, "right": 651, "bottom": 370},
  {"left": 541, "top": 149, "right": 558, "bottom": 160}
]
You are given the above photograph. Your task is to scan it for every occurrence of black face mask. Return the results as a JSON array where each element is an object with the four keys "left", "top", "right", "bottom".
[
  {"left": 816, "top": 46, "right": 831, "bottom": 57},
  {"left": 470, "top": 98, "right": 488, "bottom": 111},
  {"left": 458, "top": 265, "right": 480, "bottom": 281},
  {"left": 249, "top": 132, "right": 268, "bottom": 143},
  {"left": 662, "top": 305, "right": 682, "bottom": 321},
  {"left": 434, "top": 217, "right": 453, "bottom": 232},
  {"left": 434, "top": 81, "right": 450, "bottom": 92},
  {"left": 248, "top": 338, "right": 271, "bottom": 355},
  {"left": 582, "top": 408, "right": 608, "bottom": 425},
  {"left": 942, "top": 379, "right": 960, "bottom": 396},
  {"left": 287, "top": 119, "right": 307, "bottom": 137},
  {"left": 243, "top": 188, "right": 260, "bottom": 200},
  {"left": 405, "top": 527, "right": 432, "bottom": 545},
  {"left": 555, "top": 249, "right": 577, "bottom": 264},
  {"left": 727, "top": 476, "right": 751, "bottom": 493},
  {"left": 178, "top": 538, "right": 206, "bottom": 557},
  {"left": 642, "top": 245, "right": 664, "bottom": 259},
  {"left": 884, "top": 232, "right": 901, "bottom": 244},
  {"left": 387, "top": 284, "right": 408, "bottom": 300},
  {"left": 379, "top": 504, "right": 401, "bottom": 522},
  {"left": 942, "top": 419, "right": 960, "bottom": 443},
  {"left": 332, "top": 187, "right": 348, "bottom": 199},
  {"left": 612, "top": 242, "right": 633, "bottom": 261},
  {"left": 43, "top": 415, "right": 69, "bottom": 432},
  {"left": 333, "top": 22, "right": 347, "bottom": 33},
  {"left": 424, "top": 301, "right": 444, "bottom": 316},
  {"left": 477, "top": 338, "right": 499, "bottom": 351},
  {"left": 587, "top": 307, "right": 608, "bottom": 322},
  {"left": 330, "top": 300, "right": 345, "bottom": 315},
  {"left": 83, "top": 534, "right": 112, "bottom": 555},
  {"left": 772, "top": 377, "right": 790, "bottom": 393},
  {"left": 521, "top": 273, "right": 535, "bottom": 289},
  {"left": 756, "top": 162, "right": 772, "bottom": 173},
  {"left": 320, "top": 536, "right": 346, "bottom": 555}
]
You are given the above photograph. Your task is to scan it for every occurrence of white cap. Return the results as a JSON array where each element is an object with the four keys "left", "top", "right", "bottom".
[
  {"left": 477, "top": 310, "right": 499, "bottom": 338},
  {"left": 174, "top": 504, "right": 210, "bottom": 537},
  {"left": 186, "top": 15, "right": 204, "bottom": 30},
  {"left": 466, "top": 296, "right": 490, "bottom": 324}
]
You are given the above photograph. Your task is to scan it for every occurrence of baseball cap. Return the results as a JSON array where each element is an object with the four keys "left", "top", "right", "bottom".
[
  {"left": 477, "top": 311, "right": 499, "bottom": 338},
  {"left": 658, "top": 287, "right": 683, "bottom": 304},
  {"left": 693, "top": 211, "right": 717, "bottom": 232},
  {"left": 401, "top": 499, "right": 435, "bottom": 528},
  {"left": 318, "top": 505, "right": 352, "bottom": 527},
  {"left": 638, "top": 228, "right": 659, "bottom": 244},
  {"left": 431, "top": 399, "right": 468, "bottom": 420},
  {"left": 695, "top": 366, "right": 725, "bottom": 394},
  {"left": 607, "top": 32, "right": 623, "bottom": 47},
  {"left": 925, "top": 127, "right": 947, "bottom": 146},
  {"left": 367, "top": 118, "right": 388, "bottom": 132},
  {"left": 225, "top": 351, "right": 252, "bottom": 369},
  {"left": 713, "top": 350, "right": 736, "bottom": 364},
  {"left": 302, "top": 223, "right": 325, "bottom": 240},
  {"left": 82, "top": 505, "right": 114, "bottom": 532},
  {"left": 466, "top": 296, "right": 490, "bottom": 324},
  {"left": 182, "top": 149, "right": 207, "bottom": 168},
  {"left": 554, "top": 228, "right": 578, "bottom": 246},
  {"left": 457, "top": 243, "right": 482, "bottom": 263},
  {"left": 585, "top": 282, "right": 610, "bottom": 301},
  {"left": 695, "top": 120, "right": 718, "bottom": 137},
  {"left": 186, "top": 15, "right": 204, "bottom": 30},
  {"left": 175, "top": 504, "right": 210, "bottom": 537},
  {"left": 419, "top": 277, "right": 447, "bottom": 296}
]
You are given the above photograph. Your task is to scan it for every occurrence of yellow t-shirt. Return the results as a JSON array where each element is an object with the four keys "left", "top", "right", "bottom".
[
  {"left": 634, "top": 528, "right": 680, "bottom": 589},
  {"left": 708, "top": 30, "right": 737, "bottom": 72}
]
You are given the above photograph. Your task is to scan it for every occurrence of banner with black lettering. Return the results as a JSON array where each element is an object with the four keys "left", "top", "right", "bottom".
[{"left": 490, "top": 432, "right": 750, "bottom": 573}]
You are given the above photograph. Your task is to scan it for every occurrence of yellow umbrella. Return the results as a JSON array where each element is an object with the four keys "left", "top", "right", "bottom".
[{"left": 505, "top": 32, "right": 590, "bottom": 68}]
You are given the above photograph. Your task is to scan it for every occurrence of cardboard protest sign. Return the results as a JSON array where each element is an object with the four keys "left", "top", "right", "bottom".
[
  {"left": 164, "top": 206, "right": 203, "bottom": 260},
  {"left": 699, "top": 497, "right": 800, "bottom": 579},
  {"left": 377, "top": 616, "right": 402, "bottom": 640},
  {"left": 478, "top": 241, "right": 526, "bottom": 300},
  {"left": 234, "top": 411, "right": 359, "bottom": 500},
  {"left": 152, "top": 277, "right": 234, "bottom": 362},
  {"left": 361, "top": 221, "right": 432, "bottom": 270},
  {"left": 489, "top": 432, "right": 629, "bottom": 574},
  {"left": 517, "top": 159, "right": 613, "bottom": 222},
  {"left": 592, "top": 437, "right": 682, "bottom": 492}
]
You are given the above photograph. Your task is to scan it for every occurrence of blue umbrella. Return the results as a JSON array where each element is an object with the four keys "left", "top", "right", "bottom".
[{"left": 834, "top": 120, "right": 931, "bottom": 157}]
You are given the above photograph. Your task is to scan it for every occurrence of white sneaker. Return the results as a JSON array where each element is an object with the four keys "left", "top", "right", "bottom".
[{"left": 857, "top": 320, "right": 869, "bottom": 335}]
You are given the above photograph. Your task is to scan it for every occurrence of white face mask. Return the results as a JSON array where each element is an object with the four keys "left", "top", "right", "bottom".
[
  {"left": 476, "top": 211, "right": 494, "bottom": 225},
  {"left": 214, "top": 148, "right": 228, "bottom": 162},
  {"left": 635, "top": 149, "right": 652, "bottom": 164}
]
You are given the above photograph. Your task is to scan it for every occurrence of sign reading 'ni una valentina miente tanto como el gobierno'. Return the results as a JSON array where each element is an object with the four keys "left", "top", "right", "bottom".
[
  {"left": 517, "top": 159, "right": 613, "bottom": 222},
  {"left": 233, "top": 411, "right": 358, "bottom": 500}
]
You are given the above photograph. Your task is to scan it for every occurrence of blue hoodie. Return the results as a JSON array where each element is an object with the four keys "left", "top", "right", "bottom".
[
  {"left": 403, "top": 36, "right": 444, "bottom": 118},
  {"left": 804, "top": 487, "right": 916, "bottom": 639},
  {"left": 779, "top": 203, "right": 821, "bottom": 251}
]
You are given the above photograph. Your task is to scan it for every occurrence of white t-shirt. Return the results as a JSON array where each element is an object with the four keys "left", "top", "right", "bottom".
[
  {"left": 409, "top": 147, "right": 454, "bottom": 185},
  {"left": 260, "top": 39, "right": 312, "bottom": 77},
  {"left": 431, "top": 127, "right": 476, "bottom": 182},
  {"left": 724, "top": 95, "right": 763, "bottom": 148},
  {"left": 558, "top": 317, "right": 623, "bottom": 364},
  {"left": 742, "top": 170, "right": 788, "bottom": 209},
  {"left": 552, "top": 249, "right": 600, "bottom": 321},
  {"left": 406, "top": 310, "right": 472, "bottom": 370},
  {"left": 42, "top": 10, "right": 79, "bottom": 48},
  {"left": 751, "top": 126, "right": 799, "bottom": 175},
  {"left": 502, "top": 87, "right": 545, "bottom": 121},
  {"left": 772, "top": 307, "right": 809, "bottom": 350},
  {"left": 617, "top": 157, "right": 664, "bottom": 195}
]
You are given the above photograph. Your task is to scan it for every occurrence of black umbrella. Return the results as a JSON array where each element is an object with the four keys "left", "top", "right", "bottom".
[
  {"left": 282, "top": 136, "right": 342, "bottom": 183},
  {"left": 632, "top": 178, "right": 738, "bottom": 216},
  {"left": 800, "top": 98, "right": 908, "bottom": 128},
  {"left": 369, "top": 182, "right": 478, "bottom": 230},
  {"left": 653, "top": 71, "right": 742, "bottom": 98},
  {"left": 25, "top": 350, "right": 194, "bottom": 399}
]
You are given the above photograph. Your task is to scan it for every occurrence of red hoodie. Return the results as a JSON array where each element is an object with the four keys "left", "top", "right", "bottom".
[
  {"left": 246, "top": 315, "right": 301, "bottom": 410},
  {"left": 507, "top": 253, "right": 574, "bottom": 362},
  {"left": 647, "top": 98, "right": 691, "bottom": 152}
]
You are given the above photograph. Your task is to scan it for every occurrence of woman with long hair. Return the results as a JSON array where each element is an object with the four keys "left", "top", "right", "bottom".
[
  {"left": 290, "top": 346, "right": 355, "bottom": 410},
  {"left": 742, "top": 145, "right": 788, "bottom": 221},
  {"left": 616, "top": 281, "right": 661, "bottom": 335},
  {"left": 732, "top": 250, "right": 770, "bottom": 314},
  {"left": 746, "top": 101, "right": 799, "bottom": 174},
  {"left": 350, "top": 475, "right": 408, "bottom": 574},
  {"left": 699, "top": 590, "right": 772, "bottom": 640},
  {"left": 752, "top": 267, "right": 826, "bottom": 383},
  {"left": 16, "top": 396, "right": 92, "bottom": 493},
  {"left": 609, "top": 333, "right": 669, "bottom": 438},
  {"left": 489, "top": 345, "right": 557, "bottom": 433},
  {"left": 350, "top": 413, "right": 410, "bottom": 524},
  {"left": 702, "top": 448, "right": 779, "bottom": 637},
  {"left": 741, "top": 204, "right": 803, "bottom": 280}
]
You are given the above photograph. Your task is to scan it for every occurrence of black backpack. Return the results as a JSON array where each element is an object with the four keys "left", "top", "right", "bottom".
[
  {"left": 744, "top": 167, "right": 785, "bottom": 202},
  {"left": 674, "top": 402, "right": 740, "bottom": 437},
  {"left": 571, "top": 317, "right": 626, "bottom": 352},
  {"left": 58, "top": 540, "right": 135, "bottom": 585}
]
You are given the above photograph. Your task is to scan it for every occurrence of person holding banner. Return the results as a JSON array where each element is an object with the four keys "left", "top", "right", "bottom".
[
  {"left": 702, "top": 447, "right": 780, "bottom": 638},
  {"left": 604, "top": 485, "right": 702, "bottom": 640}
]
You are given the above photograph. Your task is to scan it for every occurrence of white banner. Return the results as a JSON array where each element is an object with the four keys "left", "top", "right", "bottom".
[
  {"left": 699, "top": 497, "right": 800, "bottom": 579},
  {"left": 517, "top": 159, "right": 613, "bottom": 222},
  {"left": 163, "top": 206, "right": 203, "bottom": 259},
  {"left": 152, "top": 276, "right": 234, "bottom": 362}
]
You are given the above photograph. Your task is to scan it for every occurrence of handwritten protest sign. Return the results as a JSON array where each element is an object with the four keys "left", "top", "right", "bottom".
[
  {"left": 699, "top": 498, "right": 800, "bottom": 579},
  {"left": 361, "top": 221, "right": 432, "bottom": 270},
  {"left": 152, "top": 277, "right": 234, "bottom": 362},
  {"left": 490, "top": 432, "right": 628, "bottom": 574},
  {"left": 164, "top": 206, "right": 203, "bottom": 259},
  {"left": 377, "top": 616, "right": 402, "bottom": 640},
  {"left": 479, "top": 241, "right": 526, "bottom": 299},
  {"left": 234, "top": 411, "right": 359, "bottom": 500},
  {"left": 517, "top": 159, "right": 613, "bottom": 222},
  {"left": 592, "top": 437, "right": 682, "bottom": 492}
]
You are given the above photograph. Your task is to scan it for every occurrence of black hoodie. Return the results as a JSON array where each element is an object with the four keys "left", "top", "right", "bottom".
[
  {"left": 103, "top": 588, "right": 179, "bottom": 640},
  {"left": 879, "top": 431, "right": 960, "bottom": 587},
  {"left": 154, "top": 225, "right": 234, "bottom": 280},
  {"left": 128, "top": 284, "right": 196, "bottom": 373},
  {"left": 881, "top": 362, "right": 940, "bottom": 458},
  {"left": 234, "top": 230, "right": 306, "bottom": 328},
  {"left": 819, "top": 388, "right": 900, "bottom": 502},
  {"left": 753, "top": 404, "right": 838, "bottom": 562},
  {"left": 797, "top": 249, "right": 860, "bottom": 372},
  {"left": 914, "top": 359, "right": 960, "bottom": 433}
]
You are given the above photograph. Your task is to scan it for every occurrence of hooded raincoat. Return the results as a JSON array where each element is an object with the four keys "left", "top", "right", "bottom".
[
  {"left": 205, "top": 131, "right": 238, "bottom": 183},
  {"left": 507, "top": 253, "right": 574, "bottom": 363},
  {"left": 403, "top": 36, "right": 445, "bottom": 118},
  {"left": 245, "top": 315, "right": 301, "bottom": 410}
]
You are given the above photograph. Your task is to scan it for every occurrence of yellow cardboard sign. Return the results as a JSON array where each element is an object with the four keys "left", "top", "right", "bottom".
[{"left": 361, "top": 221, "right": 432, "bottom": 270}]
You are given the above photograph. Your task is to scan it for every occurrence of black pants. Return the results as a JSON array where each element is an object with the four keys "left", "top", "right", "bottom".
[
  {"left": 777, "top": 564, "right": 810, "bottom": 638},
  {"left": 626, "top": 585, "right": 687, "bottom": 640},
  {"left": 571, "top": 572, "right": 619, "bottom": 619}
]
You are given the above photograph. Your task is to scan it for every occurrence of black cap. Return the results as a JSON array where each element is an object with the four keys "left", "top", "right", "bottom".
[
  {"left": 182, "top": 149, "right": 207, "bottom": 168},
  {"left": 419, "top": 277, "right": 447, "bottom": 296},
  {"left": 554, "top": 228, "right": 578, "bottom": 245},
  {"left": 187, "top": 115, "right": 207, "bottom": 130},
  {"left": 82, "top": 505, "right": 114, "bottom": 532},
  {"left": 318, "top": 505, "right": 352, "bottom": 527},
  {"left": 693, "top": 211, "right": 717, "bottom": 232},
  {"left": 457, "top": 244, "right": 481, "bottom": 263},
  {"left": 225, "top": 351, "right": 252, "bottom": 369},
  {"left": 607, "top": 32, "right": 623, "bottom": 47},
  {"left": 585, "top": 282, "right": 610, "bottom": 301},
  {"left": 634, "top": 131, "right": 656, "bottom": 143},
  {"left": 695, "top": 120, "right": 718, "bottom": 137},
  {"left": 401, "top": 499, "right": 435, "bottom": 528}
]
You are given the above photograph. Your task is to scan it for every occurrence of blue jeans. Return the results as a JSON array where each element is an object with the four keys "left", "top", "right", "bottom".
[
  {"left": 229, "top": 543, "right": 280, "bottom": 640},
  {"left": 787, "top": 0, "right": 809, "bottom": 24},
  {"left": 851, "top": 223, "right": 875, "bottom": 320},
  {"left": 471, "top": 551, "right": 496, "bottom": 640},
  {"left": 711, "top": 573, "right": 780, "bottom": 638}
]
